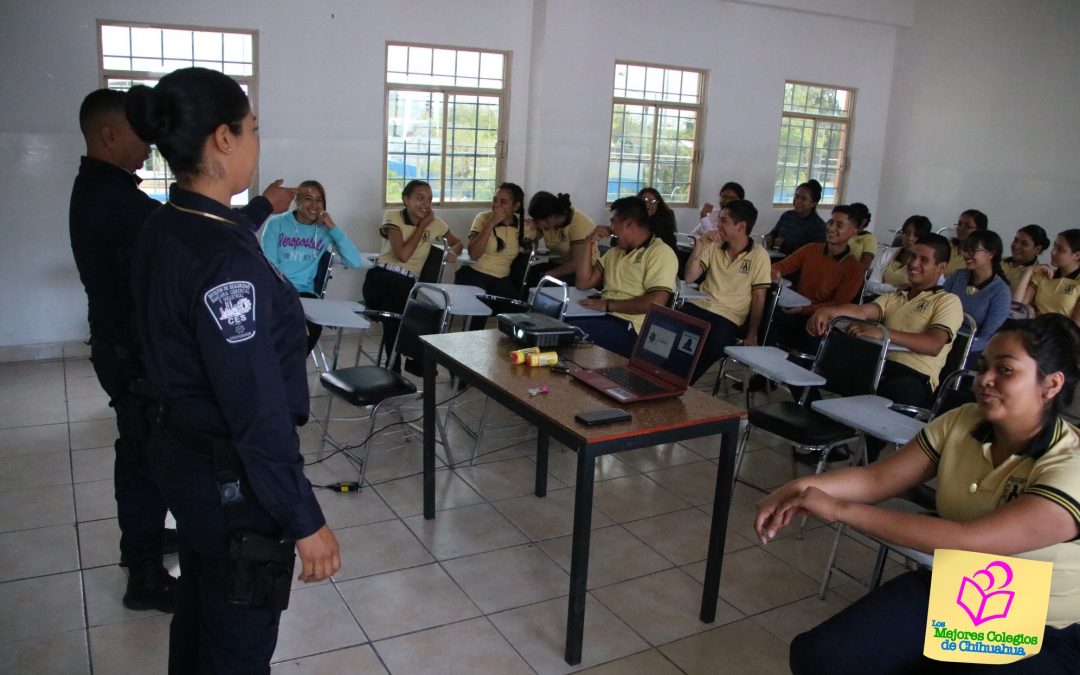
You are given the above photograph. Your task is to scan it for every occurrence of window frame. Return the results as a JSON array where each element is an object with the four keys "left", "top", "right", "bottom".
[
  {"left": 606, "top": 59, "right": 707, "bottom": 208},
  {"left": 772, "top": 79, "right": 855, "bottom": 208},
  {"left": 96, "top": 19, "right": 260, "bottom": 202},
  {"left": 382, "top": 41, "right": 511, "bottom": 208}
]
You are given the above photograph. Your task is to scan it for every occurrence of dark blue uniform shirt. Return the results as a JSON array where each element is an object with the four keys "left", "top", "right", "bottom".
[
  {"left": 69, "top": 156, "right": 162, "bottom": 347},
  {"left": 133, "top": 185, "right": 324, "bottom": 541},
  {"left": 768, "top": 209, "right": 827, "bottom": 256}
]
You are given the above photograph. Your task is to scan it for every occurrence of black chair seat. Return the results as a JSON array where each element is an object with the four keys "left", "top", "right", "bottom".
[
  {"left": 320, "top": 366, "right": 417, "bottom": 407},
  {"left": 747, "top": 401, "right": 856, "bottom": 447}
]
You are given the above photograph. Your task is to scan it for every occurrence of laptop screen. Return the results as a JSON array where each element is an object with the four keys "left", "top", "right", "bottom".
[{"left": 632, "top": 307, "right": 707, "bottom": 381}]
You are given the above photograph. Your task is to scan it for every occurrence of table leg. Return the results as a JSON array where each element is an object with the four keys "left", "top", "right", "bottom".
[
  {"left": 423, "top": 347, "right": 437, "bottom": 520},
  {"left": 564, "top": 448, "right": 596, "bottom": 666},
  {"left": 700, "top": 420, "right": 738, "bottom": 622},
  {"left": 535, "top": 428, "right": 549, "bottom": 498}
]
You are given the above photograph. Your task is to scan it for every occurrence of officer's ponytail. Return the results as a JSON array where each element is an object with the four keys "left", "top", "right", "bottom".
[{"left": 125, "top": 67, "right": 250, "bottom": 181}]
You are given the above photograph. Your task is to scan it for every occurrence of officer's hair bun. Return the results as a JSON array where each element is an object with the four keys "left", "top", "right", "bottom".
[
  {"left": 125, "top": 85, "right": 170, "bottom": 145},
  {"left": 121, "top": 67, "right": 250, "bottom": 180}
]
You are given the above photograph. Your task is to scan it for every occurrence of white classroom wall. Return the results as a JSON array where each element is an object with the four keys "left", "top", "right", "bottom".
[
  {"left": 0, "top": 0, "right": 1076, "bottom": 356},
  {"left": 876, "top": 0, "right": 1080, "bottom": 244}
]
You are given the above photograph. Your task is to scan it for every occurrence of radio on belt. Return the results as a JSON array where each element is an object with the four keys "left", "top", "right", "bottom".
[{"left": 498, "top": 311, "right": 578, "bottom": 348}]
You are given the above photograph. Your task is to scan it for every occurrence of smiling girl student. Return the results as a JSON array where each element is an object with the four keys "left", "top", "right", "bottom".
[
  {"left": 1016, "top": 230, "right": 1080, "bottom": 328},
  {"left": 363, "top": 179, "right": 462, "bottom": 367},
  {"left": 759, "top": 314, "right": 1080, "bottom": 674}
]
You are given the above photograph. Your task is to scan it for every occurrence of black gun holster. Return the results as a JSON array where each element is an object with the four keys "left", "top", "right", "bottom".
[
  {"left": 158, "top": 411, "right": 296, "bottom": 612},
  {"left": 227, "top": 531, "right": 296, "bottom": 611}
]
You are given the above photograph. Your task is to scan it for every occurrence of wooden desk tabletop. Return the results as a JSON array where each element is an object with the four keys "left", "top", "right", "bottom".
[{"left": 422, "top": 330, "right": 744, "bottom": 445}]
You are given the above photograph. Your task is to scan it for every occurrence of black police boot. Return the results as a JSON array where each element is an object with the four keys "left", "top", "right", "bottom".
[{"left": 123, "top": 561, "right": 178, "bottom": 613}]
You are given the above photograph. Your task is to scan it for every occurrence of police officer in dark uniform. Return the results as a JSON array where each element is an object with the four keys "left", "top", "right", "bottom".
[
  {"left": 69, "top": 89, "right": 179, "bottom": 611},
  {"left": 69, "top": 89, "right": 297, "bottom": 614},
  {"left": 126, "top": 68, "right": 340, "bottom": 673}
]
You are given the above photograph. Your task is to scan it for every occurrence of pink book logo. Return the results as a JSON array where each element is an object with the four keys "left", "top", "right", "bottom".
[{"left": 956, "top": 560, "right": 1015, "bottom": 626}]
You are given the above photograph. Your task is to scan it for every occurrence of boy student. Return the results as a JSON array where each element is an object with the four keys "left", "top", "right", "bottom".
[
  {"left": 569, "top": 196, "right": 678, "bottom": 357},
  {"left": 680, "top": 199, "right": 771, "bottom": 383},
  {"left": 808, "top": 233, "right": 964, "bottom": 460},
  {"left": 766, "top": 205, "right": 866, "bottom": 354}
]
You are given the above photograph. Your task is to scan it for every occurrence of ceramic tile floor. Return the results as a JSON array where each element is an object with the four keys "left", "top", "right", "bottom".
[{"left": 0, "top": 333, "right": 908, "bottom": 674}]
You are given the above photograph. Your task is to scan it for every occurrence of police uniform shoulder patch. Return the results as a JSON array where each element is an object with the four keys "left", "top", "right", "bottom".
[{"left": 204, "top": 281, "right": 256, "bottom": 343}]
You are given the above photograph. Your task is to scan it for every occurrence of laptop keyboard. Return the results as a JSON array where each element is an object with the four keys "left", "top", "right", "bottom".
[{"left": 597, "top": 367, "right": 666, "bottom": 395}]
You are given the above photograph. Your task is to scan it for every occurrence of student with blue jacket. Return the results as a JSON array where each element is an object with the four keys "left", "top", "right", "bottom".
[{"left": 261, "top": 180, "right": 366, "bottom": 350}]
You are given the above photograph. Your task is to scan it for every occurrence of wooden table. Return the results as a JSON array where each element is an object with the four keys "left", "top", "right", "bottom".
[{"left": 421, "top": 330, "right": 743, "bottom": 665}]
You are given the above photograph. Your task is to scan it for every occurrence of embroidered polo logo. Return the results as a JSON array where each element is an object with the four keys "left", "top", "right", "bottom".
[
  {"left": 739, "top": 260, "right": 751, "bottom": 274},
  {"left": 916, "top": 299, "right": 930, "bottom": 313},
  {"left": 1064, "top": 283, "right": 1076, "bottom": 296},
  {"left": 422, "top": 231, "right": 430, "bottom": 242},
  {"left": 1000, "top": 476, "right": 1025, "bottom": 505},
  {"left": 204, "top": 281, "right": 256, "bottom": 343}
]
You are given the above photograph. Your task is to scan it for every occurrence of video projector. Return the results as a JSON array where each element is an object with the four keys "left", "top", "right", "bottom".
[{"left": 497, "top": 312, "right": 578, "bottom": 348}]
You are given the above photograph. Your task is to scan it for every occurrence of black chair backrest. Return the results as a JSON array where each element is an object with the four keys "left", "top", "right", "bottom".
[
  {"left": 392, "top": 296, "right": 448, "bottom": 364},
  {"left": 941, "top": 314, "right": 976, "bottom": 375},
  {"left": 931, "top": 369, "right": 977, "bottom": 418},
  {"left": 813, "top": 319, "right": 889, "bottom": 397},
  {"left": 756, "top": 281, "right": 783, "bottom": 345},
  {"left": 418, "top": 239, "right": 448, "bottom": 284},
  {"left": 313, "top": 249, "right": 334, "bottom": 297},
  {"left": 531, "top": 289, "right": 565, "bottom": 319}
]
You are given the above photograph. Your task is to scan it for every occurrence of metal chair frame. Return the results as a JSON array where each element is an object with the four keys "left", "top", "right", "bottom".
[
  {"left": 816, "top": 368, "right": 976, "bottom": 598},
  {"left": 733, "top": 317, "right": 892, "bottom": 482},
  {"left": 317, "top": 283, "right": 454, "bottom": 488}
]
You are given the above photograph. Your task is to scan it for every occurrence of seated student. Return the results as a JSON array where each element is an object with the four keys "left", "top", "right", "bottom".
[
  {"left": 946, "top": 208, "right": 989, "bottom": 275},
  {"left": 456, "top": 181, "right": 529, "bottom": 298},
  {"left": 680, "top": 199, "right": 771, "bottom": 384},
  {"left": 525, "top": 191, "right": 595, "bottom": 284},
  {"left": 865, "top": 215, "right": 934, "bottom": 297},
  {"left": 567, "top": 196, "right": 678, "bottom": 357},
  {"left": 363, "top": 179, "right": 462, "bottom": 367},
  {"left": 767, "top": 205, "right": 866, "bottom": 355},
  {"left": 942, "top": 230, "right": 1011, "bottom": 360},
  {"left": 1016, "top": 229, "right": 1080, "bottom": 328},
  {"left": 758, "top": 314, "right": 1080, "bottom": 675},
  {"left": 637, "top": 187, "right": 679, "bottom": 251},
  {"left": 764, "top": 179, "right": 826, "bottom": 256},
  {"left": 846, "top": 202, "right": 876, "bottom": 269},
  {"left": 692, "top": 181, "right": 745, "bottom": 237},
  {"left": 808, "top": 233, "right": 964, "bottom": 461},
  {"left": 261, "top": 179, "right": 364, "bottom": 352},
  {"left": 1002, "top": 224, "right": 1050, "bottom": 295}
]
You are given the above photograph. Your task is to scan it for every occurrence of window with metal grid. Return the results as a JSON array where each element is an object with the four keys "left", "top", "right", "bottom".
[
  {"left": 98, "top": 21, "right": 257, "bottom": 205},
  {"left": 384, "top": 43, "right": 509, "bottom": 206},
  {"left": 607, "top": 61, "right": 705, "bottom": 206},
  {"left": 773, "top": 81, "right": 855, "bottom": 207}
]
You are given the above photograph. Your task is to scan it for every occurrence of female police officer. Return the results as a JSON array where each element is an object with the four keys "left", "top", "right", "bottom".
[{"left": 126, "top": 67, "right": 340, "bottom": 673}]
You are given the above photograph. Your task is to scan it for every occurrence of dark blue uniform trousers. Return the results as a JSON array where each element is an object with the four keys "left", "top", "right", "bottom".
[
  {"left": 565, "top": 314, "right": 639, "bottom": 357},
  {"left": 791, "top": 570, "right": 1080, "bottom": 674},
  {"left": 90, "top": 338, "right": 166, "bottom": 566},
  {"left": 152, "top": 433, "right": 284, "bottom": 675},
  {"left": 677, "top": 302, "right": 740, "bottom": 384}
]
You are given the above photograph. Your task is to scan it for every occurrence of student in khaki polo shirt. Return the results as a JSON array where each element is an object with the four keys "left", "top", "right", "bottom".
[
  {"left": 568, "top": 196, "right": 678, "bottom": 357},
  {"left": 455, "top": 182, "right": 530, "bottom": 302},
  {"left": 757, "top": 315, "right": 1080, "bottom": 674},
  {"left": 680, "top": 199, "right": 771, "bottom": 383},
  {"left": 809, "top": 233, "right": 964, "bottom": 460},
  {"left": 1002, "top": 224, "right": 1050, "bottom": 296},
  {"left": 525, "top": 191, "right": 596, "bottom": 284},
  {"left": 1016, "top": 229, "right": 1080, "bottom": 328},
  {"left": 846, "top": 202, "right": 877, "bottom": 269},
  {"left": 364, "top": 179, "right": 463, "bottom": 367}
]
